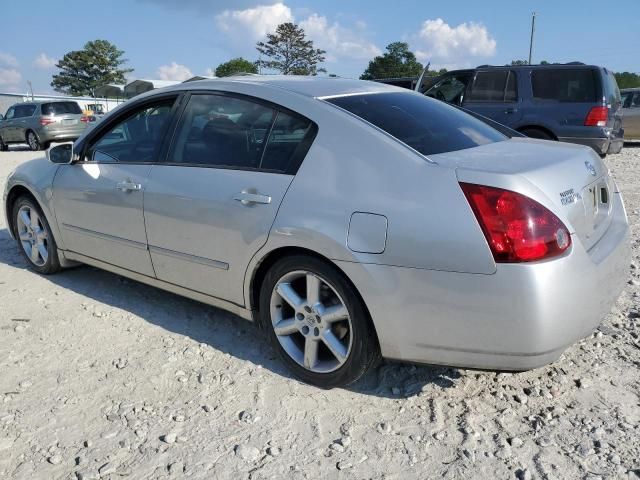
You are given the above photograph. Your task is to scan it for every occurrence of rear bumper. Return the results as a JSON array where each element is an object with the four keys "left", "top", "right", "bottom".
[
  {"left": 558, "top": 136, "right": 610, "bottom": 155},
  {"left": 38, "top": 125, "right": 87, "bottom": 143},
  {"left": 337, "top": 192, "right": 630, "bottom": 371}
]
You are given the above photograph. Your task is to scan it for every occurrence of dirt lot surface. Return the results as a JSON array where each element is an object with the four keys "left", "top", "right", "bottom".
[{"left": 0, "top": 145, "right": 639, "bottom": 480}]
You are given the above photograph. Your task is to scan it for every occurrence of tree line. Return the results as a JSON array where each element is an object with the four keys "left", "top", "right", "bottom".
[{"left": 51, "top": 24, "right": 640, "bottom": 97}]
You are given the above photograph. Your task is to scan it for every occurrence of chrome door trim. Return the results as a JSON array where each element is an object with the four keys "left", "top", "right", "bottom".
[
  {"left": 61, "top": 223, "right": 148, "bottom": 250},
  {"left": 62, "top": 250, "right": 252, "bottom": 320},
  {"left": 149, "top": 245, "right": 229, "bottom": 270}
]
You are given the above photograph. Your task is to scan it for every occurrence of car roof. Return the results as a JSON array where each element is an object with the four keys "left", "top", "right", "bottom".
[{"left": 169, "top": 75, "right": 402, "bottom": 99}]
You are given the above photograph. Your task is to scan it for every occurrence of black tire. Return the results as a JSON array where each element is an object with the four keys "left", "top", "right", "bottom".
[
  {"left": 0, "top": 136, "right": 8, "bottom": 151},
  {"left": 259, "top": 255, "right": 380, "bottom": 388},
  {"left": 12, "top": 196, "right": 61, "bottom": 275},
  {"left": 520, "top": 128, "right": 555, "bottom": 141},
  {"left": 26, "top": 130, "right": 42, "bottom": 151}
]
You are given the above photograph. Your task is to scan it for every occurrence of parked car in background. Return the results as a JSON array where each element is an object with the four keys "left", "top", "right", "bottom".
[
  {"left": 417, "top": 63, "right": 624, "bottom": 156},
  {"left": 0, "top": 100, "right": 90, "bottom": 151},
  {"left": 2, "top": 77, "right": 630, "bottom": 387},
  {"left": 621, "top": 88, "right": 640, "bottom": 140}
]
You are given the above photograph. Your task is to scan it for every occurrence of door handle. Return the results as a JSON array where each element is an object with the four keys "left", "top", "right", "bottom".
[
  {"left": 233, "top": 191, "right": 271, "bottom": 205},
  {"left": 116, "top": 180, "right": 142, "bottom": 192}
]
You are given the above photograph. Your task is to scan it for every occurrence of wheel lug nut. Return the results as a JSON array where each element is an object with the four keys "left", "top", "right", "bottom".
[
  {"left": 313, "top": 327, "right": 319, "bottom": 336},
  {"left": 301, "top": 325, "right": 309, "bottom": 335},
  {"left": 315, "top": 315, "right": 321, "bottom": 322},
  {"left": 304, "top": 306, "right": 312, "bottom": 313},
  {"left": 296, "top": 313, "right": 304, "bottom": 321}
]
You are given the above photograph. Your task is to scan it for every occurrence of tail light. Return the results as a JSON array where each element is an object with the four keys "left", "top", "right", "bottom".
[
  {"left": 584, "top": 106, "right": 608, "bottom": 127},
  {"left": 80, "top": 116, "right": 91, "bottom": 123},
  {"left": 39, "top": 117, "right": 56, "bottom": 126},
  {"left": 460, "top": 183, "right": 571, "bottom": 263}
]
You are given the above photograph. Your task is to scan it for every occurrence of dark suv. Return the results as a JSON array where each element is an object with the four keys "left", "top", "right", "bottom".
[{"left": 417, "top": 64, "right": 624, "bottom": 155}]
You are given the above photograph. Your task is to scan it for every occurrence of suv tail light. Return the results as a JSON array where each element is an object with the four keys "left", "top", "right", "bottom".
[
  {"left": 39, "top": 117, "right": 56, "bottom": 126},
  {"left": 80, "top": 115, "right": 91, "bottom": 123},
  {"left": 460, "top": 183, "right": 571, "bottom": 263},
  {"left": 584, "top": 106, "right": 608, "bottom": 127}
]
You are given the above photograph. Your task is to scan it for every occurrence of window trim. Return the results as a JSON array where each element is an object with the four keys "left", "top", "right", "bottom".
[
  {"left": 79, "top": 92, "right": 183, "bottom": 165},
  {"left": 465, "top": 69, "right": 518, "bottom": 104},
  {"left": 162, "top": 90, "right": 318, "bottom": 175}
]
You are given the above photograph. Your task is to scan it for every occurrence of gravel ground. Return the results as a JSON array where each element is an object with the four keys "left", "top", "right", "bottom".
[{"left": 0, "top": 145, "right": 639, "bottom": 480}]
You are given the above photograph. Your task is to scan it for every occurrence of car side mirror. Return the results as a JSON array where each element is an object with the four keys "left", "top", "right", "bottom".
[{"left": 47, "top": 143, "right": 75, "bottom": 164}]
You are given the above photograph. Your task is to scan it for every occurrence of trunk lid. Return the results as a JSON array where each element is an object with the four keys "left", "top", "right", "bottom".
[{"left": 430, "top": 137, "right": 614, "bottom": 251}]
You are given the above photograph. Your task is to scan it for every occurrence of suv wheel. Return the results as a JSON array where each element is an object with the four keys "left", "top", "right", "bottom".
[
  {"left": 259, "top": 255, "right": 380, "bottom": 388},
  {"left": 26, "top": 131, "right": 41, "bottom": 151},
  {"left": 0, "top": 136, "right": 8, "bottom": 151},
  {"left": 12, "top": 196, "right": 61, "bottom": 274},
  {"left": 520, "top": 128, "right": 555, "bottom": 141}
]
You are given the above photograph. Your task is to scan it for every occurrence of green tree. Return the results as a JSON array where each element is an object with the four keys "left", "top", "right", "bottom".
[
  {"left": 215, "top": 57, "right": 258, "bottom": 77},
  {"left": 360, "top": 42, "right": 423, "bottom": 80},
  {"left": 614, "top": 72, "right": 640, "bottom": 89},
  {"left": 51, "top": 40, "right": 133, "bottom": 96},
  {"left": 256, "top": 23, "right": 326, "bottom": 75}
]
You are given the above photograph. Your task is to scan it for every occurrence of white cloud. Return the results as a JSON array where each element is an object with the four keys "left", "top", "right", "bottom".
[
  {"left": 215, "top": 3, "right": 380, "bottom": 62},
  {"left": 156, "top": 62, "right": 193, "bottom": 81},
  {"left": 215, "top": 3, "right": 293, "bottom": 43},
  {"left": 33, "top": 53, "right": 57, "bottom": 69},
  {"left": 0, "top": 68, "right": 22, "bottom": 87},
  {"left": 0, "top": 52, "right": 18, "bottom": 67},
  {"left": 300, "top": 14, "right": 380, "bottom": 61},
  {"left": 412, "top": 18, "right": 496, "bottom": 69}
]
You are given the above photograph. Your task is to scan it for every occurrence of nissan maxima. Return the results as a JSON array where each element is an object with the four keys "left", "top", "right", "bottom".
[{"left": 3, "top": 77, "right": 630, "bottom": 388}]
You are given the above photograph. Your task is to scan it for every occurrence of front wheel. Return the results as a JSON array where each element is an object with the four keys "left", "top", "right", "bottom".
[
  {"left": 259, "top": 255, "right": 380, "bottom": 388},
  {"left": 26, "top": 131, "right": 41, "bottom": 151},
  {"left": 12, "top": 196, "right": 61, "bottom": 274}
]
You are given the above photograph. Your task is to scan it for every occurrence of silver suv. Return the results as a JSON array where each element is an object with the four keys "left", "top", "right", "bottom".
[{"left": 0, "top": 101, "right": 89, "bottom": 151}]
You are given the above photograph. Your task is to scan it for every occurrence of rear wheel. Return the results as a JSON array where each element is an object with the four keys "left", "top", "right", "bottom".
[
  {"left": 12, "top": 196, "right": 61, "bottom": 274},
  {"left": 26, "top": 131, "right": 42, "bottom": 151},
  {"left": 520, "top": 127, "right": 555, "bottom": 141},
  {"left": 259, "top": 255, "right": 379, "bottom": 388}
]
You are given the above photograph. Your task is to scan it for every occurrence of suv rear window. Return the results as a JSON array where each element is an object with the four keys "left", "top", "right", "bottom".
[
  {"left": 531, "top": 69, "right": 598, "bottom": 103},
  {"left": 41, "top": 102, "right": 82, "bottom": 115},
  {"left": 326, "top": 92, "right": 506, "bottom": 156}
]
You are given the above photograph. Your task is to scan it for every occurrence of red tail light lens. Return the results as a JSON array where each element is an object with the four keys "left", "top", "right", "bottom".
[
  {"left": 39, "top": 117, "right": 56, "bottom": 126},
  {"left": 80, "top": 116, "right": 90, "bottom": 123},
  {"left": 584, "top": 106, "right": 608, "bottom": 127},
  {"left": 460, "top": 183, "right": 571, "bottom": 263}
]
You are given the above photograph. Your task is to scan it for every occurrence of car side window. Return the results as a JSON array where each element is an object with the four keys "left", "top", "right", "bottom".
[
  {"left": 260, "top": 111, "right": 315, "bottom": 172},
  {"left": 632, "top": 93, "right": 640, "bottom": 108},
  {"left": 425, "top": 75, "right": 471, "bottom": 105},
  {"left": 169, "top": 94, "right": 275, "bottom": 169},
  {"left": 87, "top": 99, "right": 175, "bottom": 163},
  {"left": 467, "top": 71, "right": 517, "bottom": 102},
  {"left": 531, "top": 69, "right": 597, "bottom": 103},
  {"left": 5, "top": 107, "right": 15, "bottom": 119}
]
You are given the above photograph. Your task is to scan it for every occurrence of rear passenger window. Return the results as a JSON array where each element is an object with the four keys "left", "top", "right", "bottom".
[
  {"left": 467, "top": 71, "right": 517, "bottom": 102},
  {"left": 260, "top": 111, "right": 315, "bottom": 172},
  {"left": 15, "top": 105, "right": 36, "bottom": 117},
  {"left": 531, "top": 69, "right": 597, "bottom": 103},
  {"left": 169, "top": 93, "right": 316, "bottom": 173}
]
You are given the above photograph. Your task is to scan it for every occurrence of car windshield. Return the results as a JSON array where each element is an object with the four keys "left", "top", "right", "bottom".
[
  {"left": 41, "top": 102, "right": 82, "bottom": 115},
  {"left": 326, "top": 91, "right": 506, "bottom": 156}
]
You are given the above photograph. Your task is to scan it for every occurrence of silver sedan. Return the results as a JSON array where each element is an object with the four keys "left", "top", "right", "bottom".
[{"left": 2, "top": 77, "right": 630, "bottom": 388}]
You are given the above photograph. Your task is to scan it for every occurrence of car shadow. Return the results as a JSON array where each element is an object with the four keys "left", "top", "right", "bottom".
[
  {"left": 623, "top": 141, "right": 640, "bottom": 148},
  {"left": 0, "top": 227, "right": 460, "bottom": 398}
]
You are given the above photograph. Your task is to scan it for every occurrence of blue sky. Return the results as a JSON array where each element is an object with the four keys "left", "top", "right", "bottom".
[{"left": 1, "top": 0, "right": 638, "bottom": 94}]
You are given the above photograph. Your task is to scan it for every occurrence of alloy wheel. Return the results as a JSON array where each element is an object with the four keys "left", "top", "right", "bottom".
[
  {"left": 27, "top": 132, "right": 39, "bottom": 151},
  {"left": 270, "top": 270, "right": 353, "bottom": 373},
  {"left": 16, "top": 205, "right": 49, "bottom": 267}
]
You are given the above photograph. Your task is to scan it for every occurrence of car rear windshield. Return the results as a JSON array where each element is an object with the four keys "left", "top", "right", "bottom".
[
  {"left": 531, "top": 69, "right": 598, "bottom": 103},
  {"left": 326, "top": 91, "right": 506, "bottom": 156},
  {"left": 41, "top": 102, "right": 82, "bottom": 115}
]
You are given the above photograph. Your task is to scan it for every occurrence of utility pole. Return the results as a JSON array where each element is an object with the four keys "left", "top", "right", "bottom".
[
  {"left": 528, "top": 12, "right": 536, "bottom": 65},
  {"left": 27, "top": 81, "right": 34, "bottom": 100}
]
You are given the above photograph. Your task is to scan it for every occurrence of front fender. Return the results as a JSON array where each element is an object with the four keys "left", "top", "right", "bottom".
[{"left": 3, "top": 158, "right": 63, "bottom": 248}]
